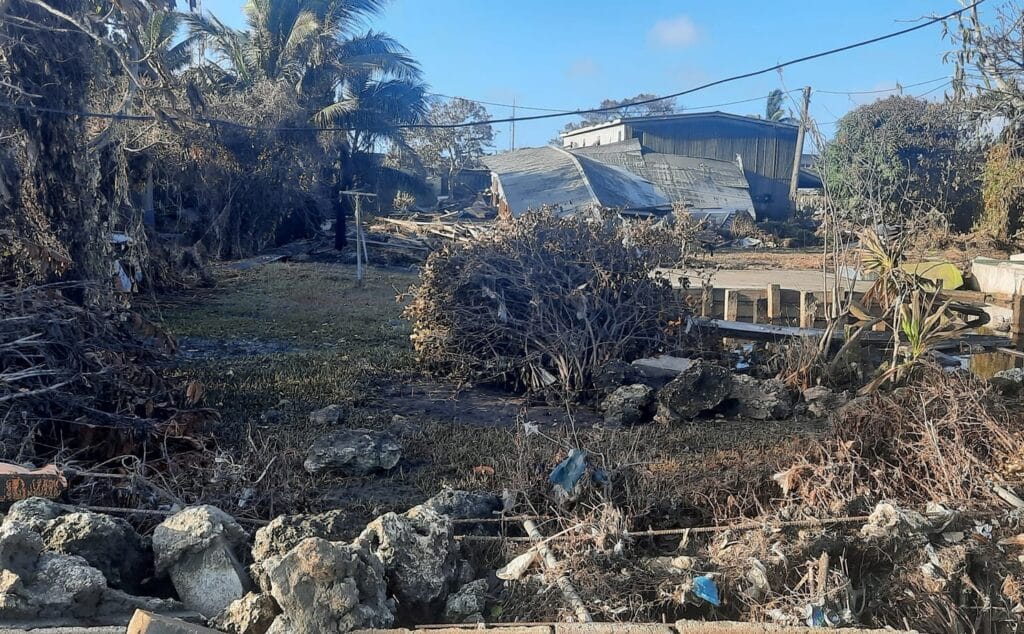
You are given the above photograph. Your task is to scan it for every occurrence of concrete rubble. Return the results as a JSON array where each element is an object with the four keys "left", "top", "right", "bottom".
[
  {"left": 656, "top": 361, "right": 733, "bottom": 422},
  {"left": 264, "top": 537, "right": 394, "bottom": 634},
  {"left": 799, "top": 386, "right": 848, "bottom": 418},
  {"left": 0, "top": 523, "right": 180, "bottom": 624},
  {"left": 443, "top": 578, "right": 488, "bottom": 623},
  {"left": 152, "top": 505, "right": 252, "bottom": 618},
  {"left": 303, "top": 428, "right": 402, "bottom": 475},
  {"left": 210, "top": 592, "right": 279, "bottom": 634},
  {"left": 308, "top": 403, "right": 348, "bottom": 426},
  {"left": 727, "top": 376, "right": 794, "bottom": 420},
  {"left": 601, "top": 384, "right": 655, "bottom": 425},
  {"left": 355, "top": 504, "right": 462, "bottom": 607},
  {"left": 1, "top": 498, "right": 149, "bottom": 593}
]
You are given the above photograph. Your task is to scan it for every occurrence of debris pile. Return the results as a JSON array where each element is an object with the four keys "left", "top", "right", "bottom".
[
  {"left": 404, "top": 212, "right": 692, "bottom": 400},
  {"left": 778, "top": 365, "right": 1024, "bottom": 510},
  {"left": 0, "top": 284, "right": 216, "bottom": 464}
]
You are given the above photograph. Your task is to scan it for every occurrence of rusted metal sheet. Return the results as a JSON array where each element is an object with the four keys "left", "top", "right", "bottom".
[{"left": 0, "top": 463, "right": 66, "bottom": 503}]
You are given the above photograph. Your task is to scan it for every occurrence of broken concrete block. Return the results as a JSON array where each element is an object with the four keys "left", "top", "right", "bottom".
[
  {"left": 0, "top": 524, "right": 181, "bottom": 623},
  {"left": 210, "top": 592, "right": 279, "bottom": 634},
  {"left": 265, "top": 537, "right": 394, "bottom": 634},
  {"left": 420, "top": 488, "right": 503, "bottom": 520},
  {"left": 356, "top": 505, "right": 460, "bottom": 607},
  {"left": 42, "top": 511, "right": 150, "bottom": 593},
  {"left": 251, "top": 510, "right": 354, "bottom": 564},
  {"left": 655, "top": 361, "right": 732, "bottom": 422},
  {"left": 308, "top": 403, "right": 347, "bottom": 426},
  {"left": 801, "top": 386, "right": 849, "bottom": 418},
  {"left": 152, "top": 506, "right": 250, "bottom": 618},
  {"left": 443, "top": 578, "right": 488, "bottom": 623},
  {"left": 1, "top": 497, "right": 68, "bottom": 533},
  {"left": 728, "top": 376, "right": 794, "bottom": 420},
  {"left": 127, "top": 609, "right": 220, "bottom": 633},
  {"left": 303, "top": 428, "right": 401, "bottom": 475},
  {"left": 601, "top": 384, "right": 655, "bottom": 425}
]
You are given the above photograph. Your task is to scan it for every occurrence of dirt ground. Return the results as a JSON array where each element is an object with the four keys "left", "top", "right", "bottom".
[{"left": 153, "top": 261, "right": 826, "bottom": 531}]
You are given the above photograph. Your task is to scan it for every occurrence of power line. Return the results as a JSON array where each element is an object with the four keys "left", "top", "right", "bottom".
[
  {"left": 0, "top": 0, "right": 984, "bottom": 133},
  {"left": 815, "top": 76, "right": 949, "bottom": 95},
  {"left": 395, "top": 0, "right": 983, "bottom": 130}
]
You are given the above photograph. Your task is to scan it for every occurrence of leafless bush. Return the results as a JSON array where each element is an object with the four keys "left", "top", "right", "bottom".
[
  {"left": 0, "top": 284, "right": 216, "bottom": 464},
  {"left": 778, "top": 365, "right": 1024, "bottom": 511},
  {"left": 404, "top": 212, "right": 692, "bottom": 401}
]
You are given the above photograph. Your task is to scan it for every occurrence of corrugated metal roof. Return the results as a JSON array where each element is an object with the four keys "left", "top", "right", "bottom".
[
  {"left": 572, "top": 141, "right": 755, "bottom": 219},
  {"left": 481, "top": 147, "right": 670, "bottom": 216}
]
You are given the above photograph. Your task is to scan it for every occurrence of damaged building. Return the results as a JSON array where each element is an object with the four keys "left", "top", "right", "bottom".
[
  {"left": 560, "top": 111, "right": 819, "bottom": 220},
  {"left": 483, "top": 140, "right": 756, "bottom": 226}
]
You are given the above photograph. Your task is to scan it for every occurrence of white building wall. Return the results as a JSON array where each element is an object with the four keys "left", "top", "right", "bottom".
[{"left": 561, "top": 124, "right": 627, "bottom": 149}]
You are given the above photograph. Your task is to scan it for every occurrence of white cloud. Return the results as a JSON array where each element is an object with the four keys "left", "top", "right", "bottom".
[
  {"left": 649, "top": 15, "right": 700, "bottom": 48},
  {"left": 567, "top": 57, "right": 600, "bottom": 79}
]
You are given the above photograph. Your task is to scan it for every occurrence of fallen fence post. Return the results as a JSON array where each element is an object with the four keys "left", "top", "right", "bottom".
[{"left": 523, "top": 519, "right": 593, "bottom": 623}]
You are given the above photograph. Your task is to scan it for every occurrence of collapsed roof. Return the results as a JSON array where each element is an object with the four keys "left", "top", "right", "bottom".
[
  {"left": 482, "top": 140, "right": 756, "bottom": 222},
  {"left": 480, "top": 146, "right": 670, "bottom": 217}
]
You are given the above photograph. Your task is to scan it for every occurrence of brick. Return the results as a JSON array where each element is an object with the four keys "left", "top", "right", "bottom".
[{"left": 127, "top": 610, "right": 219, "bottom": 634}]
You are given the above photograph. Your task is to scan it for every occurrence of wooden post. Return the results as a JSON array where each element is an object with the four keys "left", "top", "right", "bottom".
[
  {"left": 789, "top": 86, "right": 812, "bottom": 210},
  {"left": 1012, "top": 294, "right": 1024, "bottom": 340},
  {"left": 799, "top": 291, "right": 816, "bottom": 328},
  {"left": 766, "top": 284, "right": 781, "bottom": 324},
  {"left": 701, "top": 286, "right": 714, "bottom": 318},
  {"left": 724, "top": 289, "right": 739, "bottom": 322}
]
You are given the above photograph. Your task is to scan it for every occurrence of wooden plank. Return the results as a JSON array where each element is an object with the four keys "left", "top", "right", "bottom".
[
  {"left": 1013, "top": 294, "right": 1024, "bottom": 339},
  {"left": 724, "top": 289, "right": 739, "bottom": 321},
  {"left": 799, "top": 291, "right": 816, "bottom": 328},
  {"left": 697, "top": 318, "right": 1012, "bottom": 351},
  {"left": 767, "top": 284, "right": 781, "bottom": 323}
]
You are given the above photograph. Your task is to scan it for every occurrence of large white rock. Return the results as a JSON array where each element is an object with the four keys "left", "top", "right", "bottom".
[{"left": 152, "top": 505, "right": 251, "bottom": 618}]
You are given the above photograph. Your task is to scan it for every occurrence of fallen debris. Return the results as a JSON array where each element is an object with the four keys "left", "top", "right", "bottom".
[
  {"left": 303, "top": 428, "right": 402, "bottom": 475},
  {"left": 152, "top": 505, "right": 251, "bottom": 617},
  {"left": 602, "top": 384, "right": 655, "bottom": 426},
  {"left": 656, "top": 361, "right": 733, "bottom": 422},
  {"left": 727, "top": 376, "right": 794, "bottom": 420},
  {"left": 443, "top": 578, "right": 489, "bottom": 623},
  {"left": 0, "top": 524, "right": 181, "bottom": 623},
  {"left": 210, "top": 592, "right": 280, "bottom": 634},
  {"left": 356, "top": 505, "right": 462, "bottom": 607},
  {"left": 264, "top": 537, "right": 394, "bottom": 633},
  {"left": 0, "top": 463, "right": 66, "bottom": 503}
]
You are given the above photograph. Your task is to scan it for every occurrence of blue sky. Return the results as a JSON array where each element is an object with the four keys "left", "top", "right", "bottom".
[{"left": 199, "top": 0, "right": 972, "bottom": 149}]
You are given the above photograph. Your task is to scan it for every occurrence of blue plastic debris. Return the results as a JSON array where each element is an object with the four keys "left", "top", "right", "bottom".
[
  {"left": 549, "top": 449, "right": 588, "bottom": 494},
  {"left": 692, "top": 575, "right": 721, "bottom": 607},
  {"left": 591, "top": 467, "right": 610, "bottom": 486}
]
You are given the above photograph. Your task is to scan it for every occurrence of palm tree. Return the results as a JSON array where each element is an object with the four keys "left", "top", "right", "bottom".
[
  {"left": 183, "top": 0, "right": 430, "bottom": 248},
  {"left": 765, "top": 89, "right": 786, "bottom": 121}
]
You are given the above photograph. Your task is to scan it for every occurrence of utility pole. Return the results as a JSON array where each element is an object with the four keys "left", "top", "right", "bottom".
[
  {"left": 789, "top": 86, "right": 811, "bottom": 210},
  {"left": 510, "top": 97, "right": 516, "bottom": 151}
]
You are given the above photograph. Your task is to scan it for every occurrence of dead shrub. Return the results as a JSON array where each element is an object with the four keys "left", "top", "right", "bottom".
[
  {"left": 779, "top": 365, "right": 1024, "bottom": 511},
  {"left": 0, "top": 284, "right": 216, "bottom": 464},
  {"left": 404, "top": 212, "right": 691, "bottom": 401}
]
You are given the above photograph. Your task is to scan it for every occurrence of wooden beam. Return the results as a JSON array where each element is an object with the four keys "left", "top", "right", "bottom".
[
  {"left": 766, "top": 283, "right": 781, "bottom": 323},
  {"left": 799, "top": 291, "right": 816, "bottom": 328},
  {"left": 724, "top": 289, "right": 739, "bottom": 321}
]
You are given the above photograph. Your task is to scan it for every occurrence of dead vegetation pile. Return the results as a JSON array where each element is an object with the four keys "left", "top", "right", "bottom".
[
  {"left": 0, "top": 284, "right": 216, "bottom": 465},
  {"left": 405, "top": 213, "right": 691, "bottom": 400},
  {"left": 778, "top": 366, "right": 1024, "bottom": 512}
]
